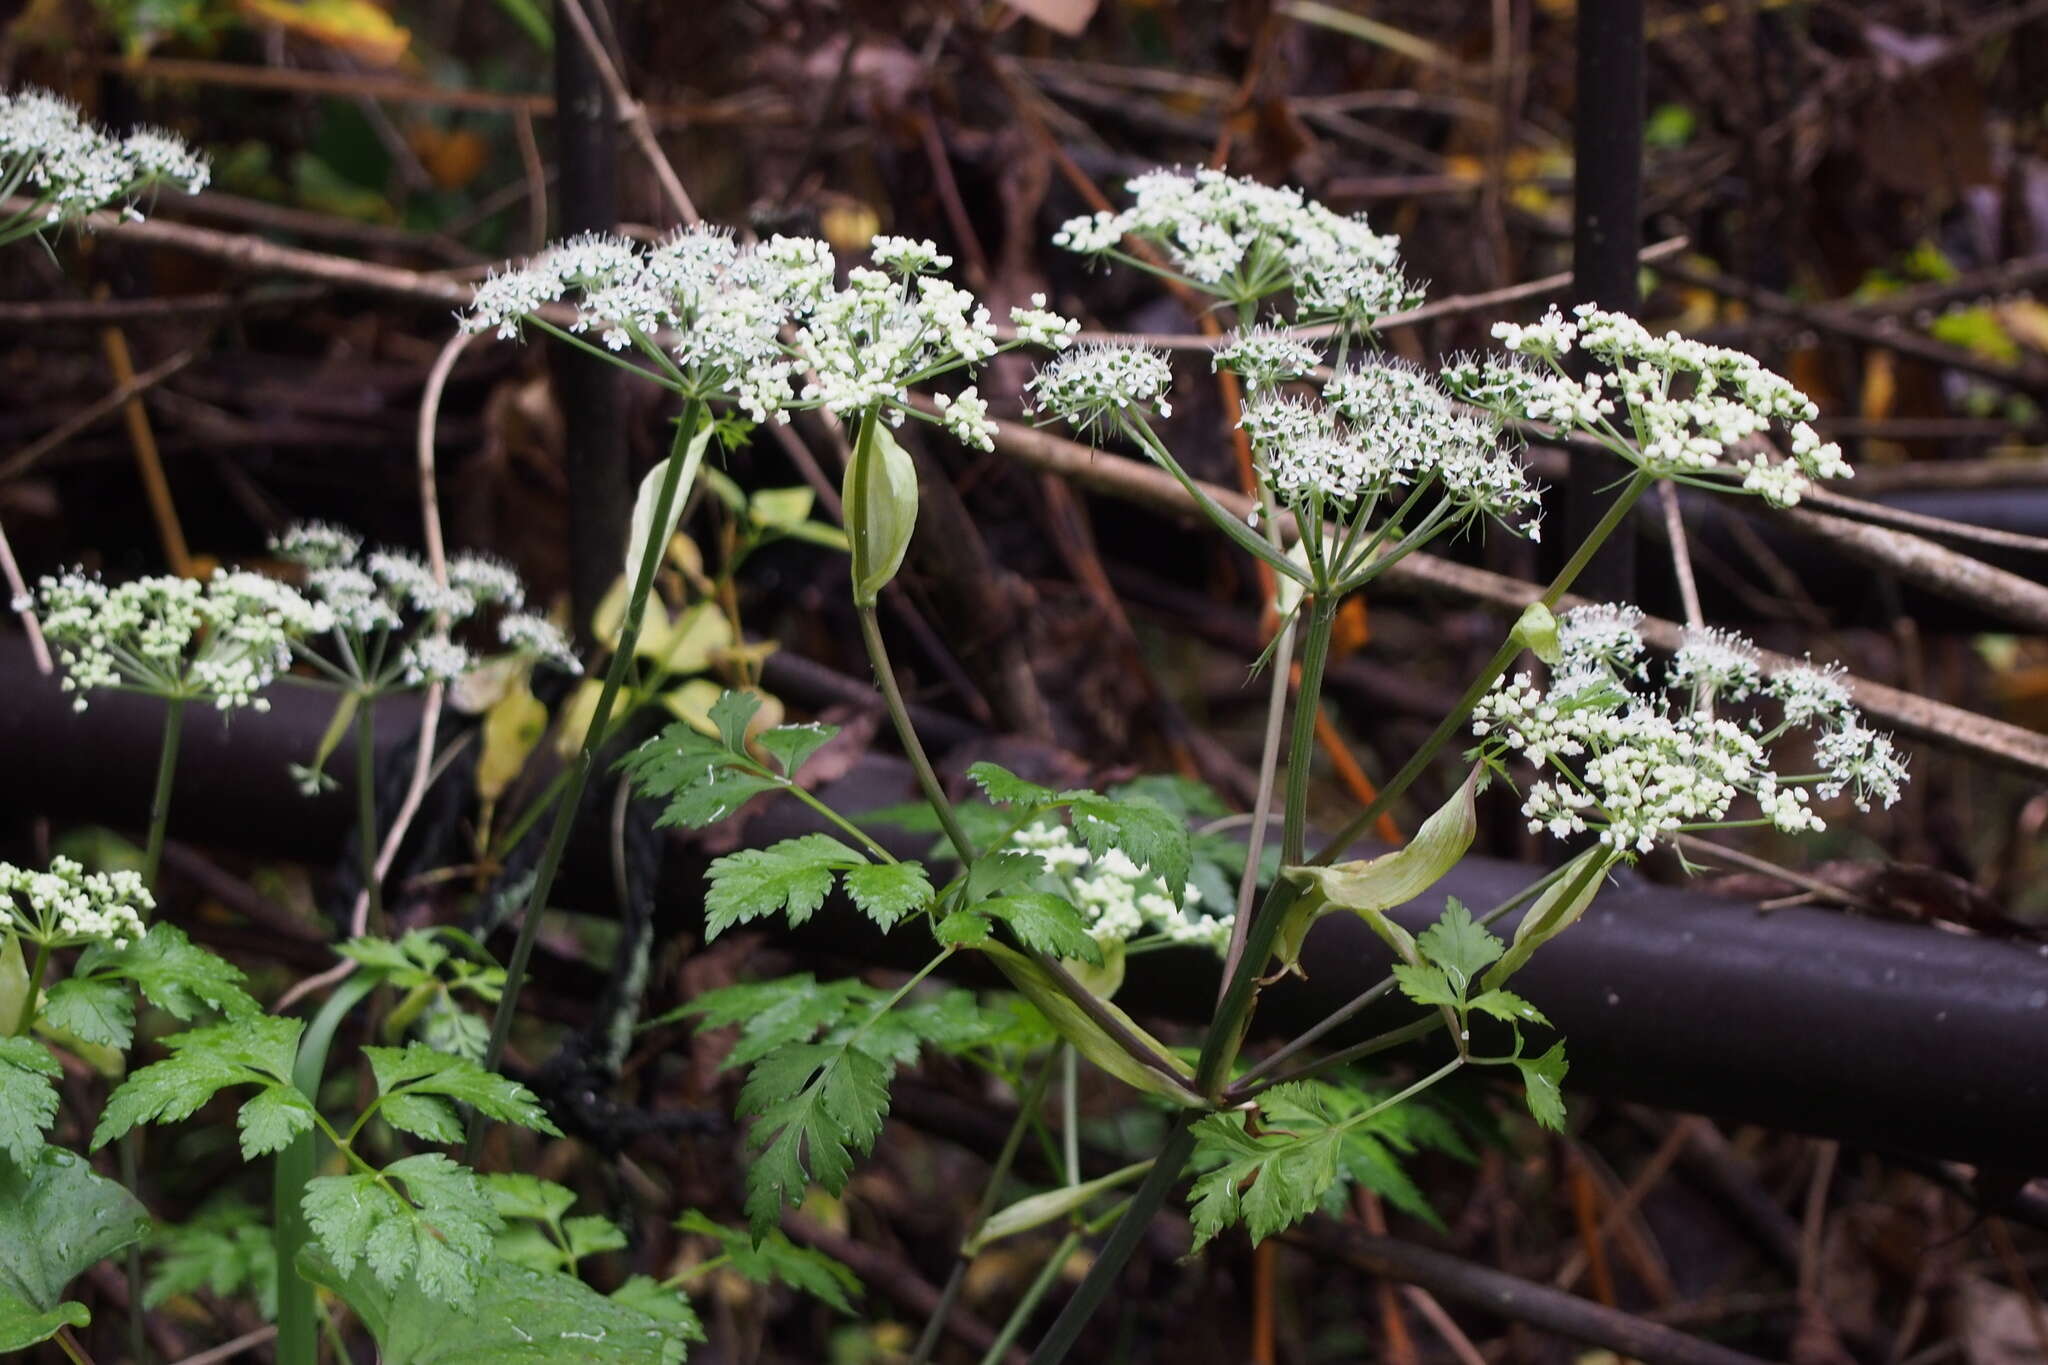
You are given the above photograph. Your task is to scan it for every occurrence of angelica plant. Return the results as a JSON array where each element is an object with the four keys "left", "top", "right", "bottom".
[
  {"left": 463, "top": 167, "right": 1903, "bottom": 1365},
  {"left": 0, "top": 86, "right": 207, "bottom": 246}
]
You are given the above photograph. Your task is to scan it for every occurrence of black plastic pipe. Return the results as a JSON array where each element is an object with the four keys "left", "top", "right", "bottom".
[{"left": 3, "top": 643, "right": 2045, "bottom": 1171}]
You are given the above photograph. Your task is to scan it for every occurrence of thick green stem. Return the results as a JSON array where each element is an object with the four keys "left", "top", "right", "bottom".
[
  {"left": 981, "top": 1229, "right": 1084, "bottom": 1365},
  {"left": 142, "top": 700, "right": 184, "bottom": 887},
  {"left": 1279, "top": 595, "right": 1339, "bottom": 868},
  {"left": 274, "top": 972, "right": 380, "bottom": 1365},
  {"left": 1023, "top": 1115, "right": 1198, "bottom": 1365},
  {"left": 469, "top": 398, "right": 708, "bottom": 1154},
  {"left": 909, "top": 1056, "right": 1059, "bottom": 1365},
  {"left": 355, "top": 699, "right": 381, "bottom": 929},
  {"left": 856, "top": 603, "right": 975, "bottom": 864},
  {"left": 13, "top": 941, "right": 48, "bottom": 1036}
]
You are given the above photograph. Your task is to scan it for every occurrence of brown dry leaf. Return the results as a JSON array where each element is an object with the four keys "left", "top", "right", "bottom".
[
  {"left": 238, "top": 0, "right": 410, "bottom": 65},
  {"left": 1003, "top": 0, "right": 1098, "bottom": 36},
  {"left": 406, "top": 125, "right": 489, "bottom": 191}
]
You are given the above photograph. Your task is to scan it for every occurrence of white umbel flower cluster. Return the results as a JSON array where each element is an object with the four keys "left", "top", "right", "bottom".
[
  {"left": 1010, "top": 821, "right": 1233, "bottom": 953},
  {"left": 1472, "top": 606, "right": 1908, "bottom": 853},
  {"left": 0, "top": 856, "right": 152, "bottom": 950},
  {"left": 31, "top": 568, "right": 326, "bottom": 712},
  {"left": 1443, "top": 303, "right": 1851, "bottom": 507},
  {"left": 0, "top": 87, "right": 207, "bottom": 240},
  {"left": 462, "top": 228, "right": 1077, "bottom": 449},
  {"left": 1027, "top": 343, "right": 1176, "bottom": 433},
  {"left": 1053, "top": 167, "right": 1419, "bottom": 327},
  {"left": 272, "top": 522, "right": 579, "bottom": 691}
]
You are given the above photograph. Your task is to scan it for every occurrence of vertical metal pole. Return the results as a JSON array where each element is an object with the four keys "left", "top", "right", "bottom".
[
  {"left": 1566, "top": 0, "right": 1645, "bottom": 604},
  {"left": 553, "top": 0, "right": 628, "bottom": 645}
]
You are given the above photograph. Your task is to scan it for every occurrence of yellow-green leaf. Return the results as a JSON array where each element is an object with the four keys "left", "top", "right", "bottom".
[
  {"left": 476, "top": 679, "right": 548, "bottom": 803},
  {"left": 967, "top": 1159, "right": 1153, "bottom": 1254},
  {"left": 845, "top": 419, "right": 919, "bottom": 607},
  {"left": 1480, "top": 846, "right": 1616, "bottom": 992},
  {"left": 1276, "top": 765, "right": 1480, "bottom": 975}
]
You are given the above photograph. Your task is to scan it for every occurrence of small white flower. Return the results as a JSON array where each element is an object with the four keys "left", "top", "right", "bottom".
[
  {"left": 499, "top": 612, "right": 581, "bottom": 674},
  {"left": 1669, "top": 625, "right": 1762, "bottom": 703},
  {"left": 1009, "top": 294, "right": 1080, "bottom": 350},
  {"left": 869, "top": 235, "right": 952, "bottom": 275},
  {"left": 932, "top": 387, "right": 998, "bottom": 451},
  {"left": 1214, "top": 325, "right": 1322, "bottom": 390},
  {"left": 0, "top": 855, "right": 152, "bottom": 949},
  {"left": 448, "top": 553, "right": 525, "bottom": 609},
  {"left": 1027, "top": 344, "right": 1175, "bottom": 433},
  {"left": 402, "top": 634, "right": 474, "bottom": 685},
  {"left": 271, "top": 522, "right": 362, "bottom": 569}
]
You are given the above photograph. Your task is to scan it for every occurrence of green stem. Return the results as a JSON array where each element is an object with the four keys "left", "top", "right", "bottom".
[
  {"left": 1061, "top": 1045, "right": 1080, "bottom": 1187},
  {"left": 1228, "top": 1013, "right": 1448, "bottom": 1103},
  {"left": 981, "top": 1229, "right": 1084, "bottom": 1365},
  {"left": 13, "top": 941, "right": 48, "bottom": 1036},
  {"left": 1279, "top": 595, "right": 1339, "bottom": 868},
  {"left": 275, "top": 972, "right": 380, "bottom": 1365},
  {"left": 783, "top": 783, "right": 898, "bottom": 864},
  {"left": 857, "top": 602, "right": 975, "bottom": 864},
  {"left": 909, "top": 1055, "right": 1059, "bottom": 1365},
  {"left": 1023, "top": 1115, "right": 1198, "bottom": 1365},
  {"left": 469, "top": 398, "right": 709, "bottom": 1156},
  {"left": 53, "top": 1326, "right": 93, "bottom": 1365},
  {"left": 355, "top": 698, "right": 381, "bottom": 929},
  {"left": 142, "top": 699, "right": 185, "bottom": 888}
]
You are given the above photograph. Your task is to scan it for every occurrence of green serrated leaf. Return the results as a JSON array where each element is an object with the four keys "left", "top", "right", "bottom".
[
  {"left": 300, "top": 1245, "right": 696, "bottom": 1364},
  {"left": 978, "top": 892, "right": 1103, "bottom": 965},
  {"left": 93, "top": 1015, "right": 305, "bottom": 1150},
  {"left": 481, "top": 1174, "right": 578, "bottom": 1224},
  {"left": 364, "top": 1044, "right": 559, "bottom": 1136},
  {"left": 618, "top": 721, "right": 780, "bottom": 829},
  {"left": 380, "top": 1094, "right": 463, "bottom": 1144},
  {"left": 1467, "top": 989, "right": 1548, "bottom": 1028},
  {"left": 757, "top": 722, "right": 839, "bottom": 779},
  {"left": 146, "top": 1202, "right": 278, "bottom": 1320},
  {"left": 1390, "top": 962, "right": 1462, "bottom": 1010},
  {"left": 934, "top": 910, "right": 992, "bottom": 947},
  {"left": 1069, "top": 794, "right": 1191, "bottom": 903},
  {"left": 963, "top": 848, "right": 1043, "bottom": 903},
  {"left": 1514, "top": 1041, "right": 1569, "bottom": 1131},
  {"left": 0, "top": 1038, "right": 59, "bottom": 1164},
  {"left": 236, "top": 1086, "right": 318, "bottom": 1158},
  {"left": 674, "top": 1209, "right": 863, "bottom": 1313},
  {"left": 738, "top": 1042, "right": 891, "bottom": 1241},
  {"left": 708, "top": 688, "right": 762, "bottom": 756},
  {"left": 1187, "top": 1109, "right": 1344, "bottom": 1253},
  {"left": 841, "top": 861, "right": 931, "bottom": 928},
  {"left": 966, "top": 762, "right": 1054, "bottom": 808},
  {"left": 563, "top": 1215, "right": 628, "bottom": 1261},
  {"left": 75, "top": 923, "right": 254, "bottom": 1020},
  {"left": 40, "top": 977, "right": 134, "bottom": 1052},
  {"left": 703, "top": 834, "right": 863, "bottom": 937},
  {"left": 1416, "top": 899, "right": 1503, "bottom": 997}
]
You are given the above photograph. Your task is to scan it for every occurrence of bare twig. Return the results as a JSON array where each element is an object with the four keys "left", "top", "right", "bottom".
[
  {"left": 978, "top": 413, "right": 2048, "bottom": 781},
  {"left": 1299, "top": 1226, "right": 1776, "bottom": 1365},
  {"left": 1660, "top": 481, "right": 1703, "bottom": 628},
  {"left": 0, "top": 517, "right": 51, "bottom": 674},
  {"left": 167, "top": 1326, "right": 278, "bottom": 1365},
  {"left": 1772, "top": 502, "right": 2048, "bottom": 633},
  {"left": 0, "top": 342, "right": 206, "bottom": 482}
]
